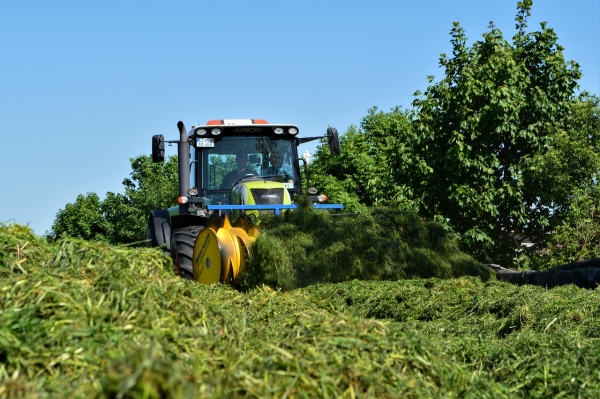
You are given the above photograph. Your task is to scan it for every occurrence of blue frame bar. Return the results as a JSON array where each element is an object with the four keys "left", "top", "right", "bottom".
[{"left": 207, "top": 204, "right": 344, "bottom": 216}]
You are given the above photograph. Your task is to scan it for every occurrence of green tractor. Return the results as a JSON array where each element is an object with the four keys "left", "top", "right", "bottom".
[{"left": 147, "top": 119, "right": 341, "bottom": 284}]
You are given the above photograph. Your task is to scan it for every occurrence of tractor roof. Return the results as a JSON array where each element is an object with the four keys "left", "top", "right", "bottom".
[{"left": 189, "top": 119, "right": 299, "bottom": 137}]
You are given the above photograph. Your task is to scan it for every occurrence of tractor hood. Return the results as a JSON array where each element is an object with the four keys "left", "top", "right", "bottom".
[{"left": 232, "top": 179, "right": 292, "bottom": 206}]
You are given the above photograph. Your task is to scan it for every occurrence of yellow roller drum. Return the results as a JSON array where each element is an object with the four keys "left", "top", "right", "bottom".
[
  {"left": 192, "top": 214, "right": 253, "bottom": 285},
  {"left": 193, "top": 228, "right": 222, "bottom": 284}
]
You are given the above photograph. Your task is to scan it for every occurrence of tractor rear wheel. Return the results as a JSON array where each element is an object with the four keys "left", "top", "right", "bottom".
[
  {"left": 170, "top": 226, "right": 203, "bottom": 280},
  {"left": 147, "top": 222, "right": 169, "bottom": 255},
  {"left": 146, "top": 224, "right": 157, "bottom": 248}
]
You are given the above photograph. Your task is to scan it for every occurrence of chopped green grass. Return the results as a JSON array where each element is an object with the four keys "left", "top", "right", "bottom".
[
  {"left": 243, "top": 207, "right": 493, "bottom": 290},
  {"left": 305, "top": 278, "right": 600, "bottom": 338},
  {"left": 2, "top": 222, "right": 600, "bottom": 397}
]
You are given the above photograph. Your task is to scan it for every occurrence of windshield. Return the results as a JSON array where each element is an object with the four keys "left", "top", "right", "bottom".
[{"left": 196, "top": 136, "right": 298, "bottom": 193}]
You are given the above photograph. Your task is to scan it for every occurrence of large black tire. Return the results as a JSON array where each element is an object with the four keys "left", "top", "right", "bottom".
[
  {"left": 170, "top": 226, "right": 203, "bottom": 280},
  {"left": 146, "top": 211, "right": 172, "bottom": 253},
  {"left": 145, "top": 224, "right": 154, "bottom": 248}
]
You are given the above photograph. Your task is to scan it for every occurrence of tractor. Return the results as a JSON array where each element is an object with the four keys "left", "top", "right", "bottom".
[{"left": 147, "top": 119, "right": 342, "bottom": 284}]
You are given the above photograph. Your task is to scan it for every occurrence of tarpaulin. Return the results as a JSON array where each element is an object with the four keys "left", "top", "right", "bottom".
[{"left": 486, "top": 259, "right": 600, "bottom": 289}]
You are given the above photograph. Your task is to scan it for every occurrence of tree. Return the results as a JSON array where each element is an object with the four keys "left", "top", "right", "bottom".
[
  {"left": 102, "top": 155, "right": 179, "bottom": 244},
  {"left": 47, "top": 193, "right": 109, "bottom": 242},
  {"left": 311, "top": 1, "right": 597, "bottom": 266},
  {"left": 407, "top": 0, "right": 585, "bottom": 264},
  {"left": 519, "top": 94, "right": 600, "bottom": 269},
  {"left": 48, "top": 155, "right": 179, "bottom": 244},
  {"left": 308, "top": 108, "right": 423, "bottom": 213}
]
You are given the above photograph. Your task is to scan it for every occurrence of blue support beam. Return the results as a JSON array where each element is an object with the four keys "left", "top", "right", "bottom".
[{"left": 207, "top": 204, "right": 343, "bottom": 216}]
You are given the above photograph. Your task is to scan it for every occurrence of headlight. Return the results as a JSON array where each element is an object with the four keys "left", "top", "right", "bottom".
[
  {"left": 274, "top": 127, "right": 284, "bottom": 134},
  {"left": 188, "top": 188, "right": 199, "bottom": 196},
  {"left": 211, "top": 128, "right": 222, "bottom": 135},
  {"left": 288, "top": 127, "right": 298, "bottom": 135},
  {"left": 197, "top": 128, "right": 207, "bottom": 136}
]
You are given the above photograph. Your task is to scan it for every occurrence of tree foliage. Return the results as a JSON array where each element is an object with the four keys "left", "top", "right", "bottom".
[
  {"left": 411, "top": 0, "right": 584, "bottom": 264},
  {"left": 48, "top": 155, "right": 178, "bottom": 244},
  {"left": 47, "top": 193, "right": 109, "bottom": 242},
  {"left": 520, "top": 95, "right": 600, "bottom": 268},
  {"left": 310, "top": 1, "right": 599, "bottom": 266},
  {"left": 309, "top": 108, "right": 423, "bottom": 213}
]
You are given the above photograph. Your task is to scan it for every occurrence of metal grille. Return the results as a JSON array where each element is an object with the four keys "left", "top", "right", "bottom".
[{"left": 250, "top": 188, "right": 285, "bottom": 205}]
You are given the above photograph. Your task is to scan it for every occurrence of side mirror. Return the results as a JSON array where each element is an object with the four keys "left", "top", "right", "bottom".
[
  {"left": 152, "top": 134, "right": 165, "bottom": 162},
  {"left": 327, "top": 127, "right": 340, "bottom": 155}
]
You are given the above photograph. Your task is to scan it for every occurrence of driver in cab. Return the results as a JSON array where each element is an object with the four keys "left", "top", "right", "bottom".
[{"left": 220, "top": 151, "right": 257, "bottom": 189}]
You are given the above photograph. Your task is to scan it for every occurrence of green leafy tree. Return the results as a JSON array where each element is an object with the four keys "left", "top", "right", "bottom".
[
  {"left": 47, "top": 193, "right": 109, "bottom": 242},
  {"left": 522, "top": 186, "right": 600, "bottom": 269},
  {"left": 309, "top": 108, "right": 423, "bottom": 213},
  {"left": 102, "top": 155, "right": 179, "bottom": 244},
  {"left": 311, "top": 1, "right": 597, "bottom": 267},
  {"left": 49, "top": 155, "right": 179, "bottom": 244},
  {"left": 519, "top": 94, "right": 600, "bottom": 268},
  {"left": 410, "top": 0, "right": 584, "bottom": 264}
]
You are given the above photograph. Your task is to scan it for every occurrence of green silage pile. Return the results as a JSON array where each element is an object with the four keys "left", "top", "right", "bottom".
[
  {"left": 2, "top": 221, "right": 600, "bottom": 397},
  {"left": 243, "top": 207, "right": 492, "bottom": 290},
  {"left": 308, "top": 279, "right": 600, "bottom": 396}
]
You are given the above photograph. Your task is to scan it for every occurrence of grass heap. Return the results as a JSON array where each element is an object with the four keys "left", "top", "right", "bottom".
[
  {"left": 1, "top": 220, "right": 600, "bottom": 397},
  {"left": 244, "top": 207, "right": 492, "bottom": 290},
  {"left": 308, "top": 279, "right": 600, "bottom": 397}
]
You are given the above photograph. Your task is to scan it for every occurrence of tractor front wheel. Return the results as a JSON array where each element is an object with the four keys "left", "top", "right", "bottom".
[{"left": 170, "top": 226, "right": 203, "bottom": 280}]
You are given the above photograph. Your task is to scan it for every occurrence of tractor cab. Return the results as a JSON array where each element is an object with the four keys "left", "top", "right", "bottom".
[
  {"left": 190, "top": 119, "right": 301, "bottom": 212},
  {"left": 151, "top": 119, "right": 340, "bottom": 220}
]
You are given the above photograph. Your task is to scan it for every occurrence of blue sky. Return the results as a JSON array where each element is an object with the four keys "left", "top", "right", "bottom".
[{"left": 1, "top": 0, "right": 598, "bottom": 236}]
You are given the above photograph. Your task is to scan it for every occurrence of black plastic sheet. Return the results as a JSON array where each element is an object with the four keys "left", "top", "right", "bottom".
[{"left": 486, "top": 259, "right": 600, "bottom": 289}]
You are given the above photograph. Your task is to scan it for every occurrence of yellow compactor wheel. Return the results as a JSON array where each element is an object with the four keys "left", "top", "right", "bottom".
[{"left": 192, "top": 214, "right": 254, "bottom": 285}]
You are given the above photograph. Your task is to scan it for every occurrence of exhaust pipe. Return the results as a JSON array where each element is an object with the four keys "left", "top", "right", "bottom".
[{"left": 177, "top": 121, "right": 190, "bottom": 212}]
